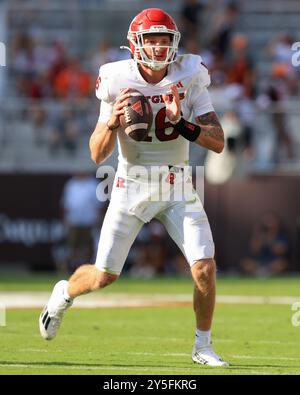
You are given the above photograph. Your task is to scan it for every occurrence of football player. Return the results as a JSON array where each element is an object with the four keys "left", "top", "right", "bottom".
[{"left": 39, "top": 8, "right": 228, "bottom": 367}]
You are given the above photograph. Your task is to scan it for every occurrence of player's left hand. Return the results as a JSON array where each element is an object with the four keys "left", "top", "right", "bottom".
[{"left": 162, "top": 84, "right": 181, "bottom": 123}]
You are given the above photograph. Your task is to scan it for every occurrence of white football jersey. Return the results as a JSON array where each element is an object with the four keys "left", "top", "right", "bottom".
[{"left": 96, "top": 54, "right": 214, "bottom": 168}]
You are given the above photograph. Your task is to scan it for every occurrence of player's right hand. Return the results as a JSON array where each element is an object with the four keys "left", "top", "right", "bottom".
[{"left": 107, "top": 88, "right": 132, "bottom": 129}]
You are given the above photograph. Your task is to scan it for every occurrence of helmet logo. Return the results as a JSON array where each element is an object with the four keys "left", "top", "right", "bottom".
[{"left": 149, "top": 25, "right": 167, "bottom": 31}]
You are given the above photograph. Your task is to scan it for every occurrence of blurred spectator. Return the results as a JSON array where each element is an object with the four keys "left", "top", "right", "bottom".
[
  {"left": 59, "top": 172, "right": 101, "bottom": 272},
  {"left": 54, "top": 58, "right": 92, "bottom": 98},
  {"left": 205, "top": 110, "right": 243, "bottom": 184},
  {"left": 210, "top": 1, "right": 239, "bottom": 58},
  {"left": 172, "top": 254, "right": 191, "bottom": 277},
  {"left": 11, "top": 32, "right": 38, "bottom": 96},
  {"left": 209, "top": 68, "right": 243, "bottom": 110},
  {"left": 47, "top": 41, "right": 68, "bottom": 87},
  {"left": 11, "top": 32, "right": 37, "bottom": 77},
  {"left": 146, "top": 221, "right": 168, "bottom": 275},
  {"left": 46, "top": 102, "right": 79, "bottom": 155},
  {"left": 180, "top": 0, "right": 205, "bottom": 44},
  {"left": 28, "top": 102, "right": 47, "bottom": 146},
  {"left": 226, "top": 33, "right": 256, "bottom": 99},
  {"left": 258, "top": 63, "right": 295, "bottom": 163},
  {"left": 220, "top": 110, "right": 242, "bottom": 153},
  {"left": 128, "top": 220, "right": 175, "bottom": 277},
  {"left": 129, "top": 244, "right": 157, "bottom": 279},
  {"left": 183, "top": 37, "right": 215, "bottom": 70},
  {"left": 236, "top": 96, "right": 256, "bottom": 159},
  {"left": 266, "top": 32, "right": 300, "bottom": 93},
  {"left": 267, "top": 33, "right": 295, "bottom": 64},
  {"left": 269, "top": 63, "right": 294, "bottom": 162},
  {"left": 240, "top": 212, "right": 291, "bottom": 277},
  {"left": 26, "top": 71, "right": 51, "bottom": 99},
  {"left": 11, "top": 32, "right": 68, "bottom": 99},
  {"left": 91, "top": 40, "right": 122, "bottom": 74}
]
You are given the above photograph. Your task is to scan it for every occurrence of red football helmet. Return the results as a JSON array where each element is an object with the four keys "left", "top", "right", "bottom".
[{"left": 127, "top": 8, "right": 181, "bottom": 71}]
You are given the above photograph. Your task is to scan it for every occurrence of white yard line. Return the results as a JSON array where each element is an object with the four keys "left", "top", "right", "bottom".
[
  {"left": 0, "top": 363, "right": 284, "bottom": 375},
  {"left": 124, "top": 352, "right": 300, "bottom": 361},
  {"left": 218, "top": 295, "right": 300, "bottom": 305},
  {"left": 0, "top": 363, "right": 216, "bottom": 372},
  {"left": 132, "top": 337, "right": 300, "bottom": 346},
  {"left": 0, "top": 359, "right": 298, "bottom": 375},
  {"left": 230, "top": 355, "right": 300, "bottom": 361},
  {"left": 2, "top": 352, "right": 300, "bottom": 374},
  {"left": 0, "top": 292, "right": 299, "bottom": 308},
  {"left": 11, "top": 349, "right": 300, "bottom": 362}
]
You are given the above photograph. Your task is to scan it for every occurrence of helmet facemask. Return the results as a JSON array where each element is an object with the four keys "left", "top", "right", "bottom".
[{"left": 128, "top": 28, "right": 181, "bottom": 71}]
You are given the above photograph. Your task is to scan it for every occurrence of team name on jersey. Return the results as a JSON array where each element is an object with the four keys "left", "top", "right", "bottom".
[{"left": 146, "top": 91, "right": 185, "bottom": 104}]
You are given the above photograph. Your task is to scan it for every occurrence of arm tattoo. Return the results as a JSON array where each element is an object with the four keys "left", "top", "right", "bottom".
[{"left": 196, "top": 112, "right": 224, "bottom": 142}]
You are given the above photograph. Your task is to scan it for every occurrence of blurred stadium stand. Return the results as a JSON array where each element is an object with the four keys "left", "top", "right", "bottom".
[
  {"left": 0, "top": 0, "right": 299, "bottom": 172},
  {"left": 0, "top": 0, "right": 299, "bottom": 273}
]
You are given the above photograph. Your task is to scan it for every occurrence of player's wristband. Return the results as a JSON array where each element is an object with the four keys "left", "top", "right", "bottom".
[{"left": 171, "top": 117, "right": 201, "bottom": 142}]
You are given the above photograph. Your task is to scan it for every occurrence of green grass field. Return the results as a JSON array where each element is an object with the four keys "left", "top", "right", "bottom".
[{"left": 1, "top": 275, "right": 300, "bottom": 375}]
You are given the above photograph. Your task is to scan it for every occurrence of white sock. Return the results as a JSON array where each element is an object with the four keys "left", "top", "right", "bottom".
[
  {"left": 63, "top": 282, "right": 73, "bottom": 302},
  {"left": 195, "top": 329, "right": 211, "bottom": 348}
]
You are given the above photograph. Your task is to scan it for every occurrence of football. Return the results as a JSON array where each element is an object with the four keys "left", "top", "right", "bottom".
[{"left": 119, "top": 89, "right": 153, "bottom": 141}]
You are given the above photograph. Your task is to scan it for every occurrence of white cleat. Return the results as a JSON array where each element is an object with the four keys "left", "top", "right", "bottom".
[
  {"left": 39, "top": 280, "right": 73, "bottom": 340},
  {"left": 192, "top": 344, "right": 229, "bottom": 367}
]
